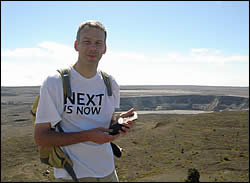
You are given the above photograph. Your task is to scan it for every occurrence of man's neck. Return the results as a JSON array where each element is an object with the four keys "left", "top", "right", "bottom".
[{"left": 73, "top": 61, "right": 98, "bottom": 79}]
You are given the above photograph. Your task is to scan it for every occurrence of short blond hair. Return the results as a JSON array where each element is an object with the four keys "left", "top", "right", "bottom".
[{"left": 76, "top": 20, "right": 107, "bottom": 42}]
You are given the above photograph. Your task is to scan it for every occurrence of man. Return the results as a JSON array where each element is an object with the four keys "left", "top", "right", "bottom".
[{"left": 34, "top": 20, "right": 135, "bottom": 182}]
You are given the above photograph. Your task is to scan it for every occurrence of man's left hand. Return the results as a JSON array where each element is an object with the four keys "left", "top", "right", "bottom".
[{"left": 118, "top": 108, "right": 136, "bottom": 135}]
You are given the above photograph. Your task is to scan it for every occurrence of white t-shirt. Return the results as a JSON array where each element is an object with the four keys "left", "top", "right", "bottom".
[{"left": 35, "top": 66, "right": 120, "bottom": 179}]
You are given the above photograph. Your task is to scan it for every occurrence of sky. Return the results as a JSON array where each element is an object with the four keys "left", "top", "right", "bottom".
[{"left": 1, "top": 1, "right": 249, "bottom": 87}]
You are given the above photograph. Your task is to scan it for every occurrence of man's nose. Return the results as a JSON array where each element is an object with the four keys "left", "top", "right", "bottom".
[{"left": 88, "top": 43, "right": 97, "bottom": 50}]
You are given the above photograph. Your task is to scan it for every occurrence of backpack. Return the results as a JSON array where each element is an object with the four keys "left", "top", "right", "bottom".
[{"left": 31, "top": 68, "right": 122, "bottom": 182}]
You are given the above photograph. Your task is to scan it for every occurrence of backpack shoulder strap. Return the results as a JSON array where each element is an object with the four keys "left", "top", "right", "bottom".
[
  {"left": 31, "top": 95, "right": 40, "bottom": 127},
  {"left": 57, "top": 68, "right": 72, "bottom": 101},
  {"left": 100, "top": 71, "right": 112, "bottom": 96}
]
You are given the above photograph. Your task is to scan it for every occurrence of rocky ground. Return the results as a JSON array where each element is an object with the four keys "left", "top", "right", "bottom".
[{"left": 1, "top": 86, "right": 249, "bottom": 182}]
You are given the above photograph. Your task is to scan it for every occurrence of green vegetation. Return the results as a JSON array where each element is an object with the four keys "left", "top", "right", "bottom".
[{"left": 185, "top": 168, "right": 200, "bottom": 182}]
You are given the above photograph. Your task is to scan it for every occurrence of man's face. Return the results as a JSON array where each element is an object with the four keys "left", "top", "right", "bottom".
[{"left": 75, "top": 26, "right": 106, "bottom": 65}]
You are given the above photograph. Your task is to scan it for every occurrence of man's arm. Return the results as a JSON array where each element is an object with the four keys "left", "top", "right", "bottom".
[{"left": 34, "top": 122, "right": 119, "bottom": 147}]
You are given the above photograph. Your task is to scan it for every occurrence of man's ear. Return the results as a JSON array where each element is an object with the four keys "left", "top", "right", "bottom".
[
  {"left": 103, "top": 44, "right": 107, "bottom": 54},
  {"left": 74, "top": 40, "right": 78, "bottom": 51}
]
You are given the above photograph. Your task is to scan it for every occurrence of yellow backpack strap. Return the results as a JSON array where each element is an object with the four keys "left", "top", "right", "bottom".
[
  {"left": 31, "top": 95, "right": 40, "bottom": 127},
  {"left": 57, "top": 68, "right": 72, "bottom": 102},
  {"left": 100, "top": 71, "right": 112, "bottom": 96},
  {"left": 53, "top": 124, "right": 79, "bottom": 182},
  {"left": 64, "top": 157, "right": 79, "bottom": 182}
]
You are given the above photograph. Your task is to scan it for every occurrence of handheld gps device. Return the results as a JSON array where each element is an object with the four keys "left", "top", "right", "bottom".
[{"left": 109, "top": 112, "right": 138, "bottom": 135}]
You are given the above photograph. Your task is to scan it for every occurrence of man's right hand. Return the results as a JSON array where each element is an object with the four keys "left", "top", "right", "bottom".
[
  {"left": 34, "top": 123, "right": 120, "bottom": 147},
  {"left": 86, "top": 127, "right": 120, "bottom": 144}
]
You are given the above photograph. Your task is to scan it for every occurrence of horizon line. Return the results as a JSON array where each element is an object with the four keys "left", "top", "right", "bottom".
[{"left": 1, "top": 84, "right": 249, "bottom": 88}]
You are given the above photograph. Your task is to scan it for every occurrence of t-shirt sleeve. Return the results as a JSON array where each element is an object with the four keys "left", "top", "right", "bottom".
[
  {"left": 35, "top": 77, "right": 62, "bottom": 128},
  {"left": 111, "top": 76, "right": 120, "bottom": 109}
]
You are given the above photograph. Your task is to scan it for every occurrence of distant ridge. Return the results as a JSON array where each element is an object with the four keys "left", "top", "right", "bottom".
[
  {"left": 1, "top": 86, "right": 41, "bottom": 88},
  {"left": 1, "top": 85, "right": 249, "bottom": 88}
]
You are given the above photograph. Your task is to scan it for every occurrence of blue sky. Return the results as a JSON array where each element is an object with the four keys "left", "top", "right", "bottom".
[{"left": 1, "top": 1, "right": 249, "bottom": 86}]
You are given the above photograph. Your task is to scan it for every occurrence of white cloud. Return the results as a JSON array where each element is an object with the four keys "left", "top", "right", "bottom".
[
  {"left": 1, "top": 41, "right": 249, "bottom": 86},
  {"left": 1, "top": 41, "right": 77, "bottom": 86},
  {"left": 100, "top": 48, "right": 249, "bottom": 86},
  {"left": 191, "top": 48, "right": 210, "bottom": 53}
]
